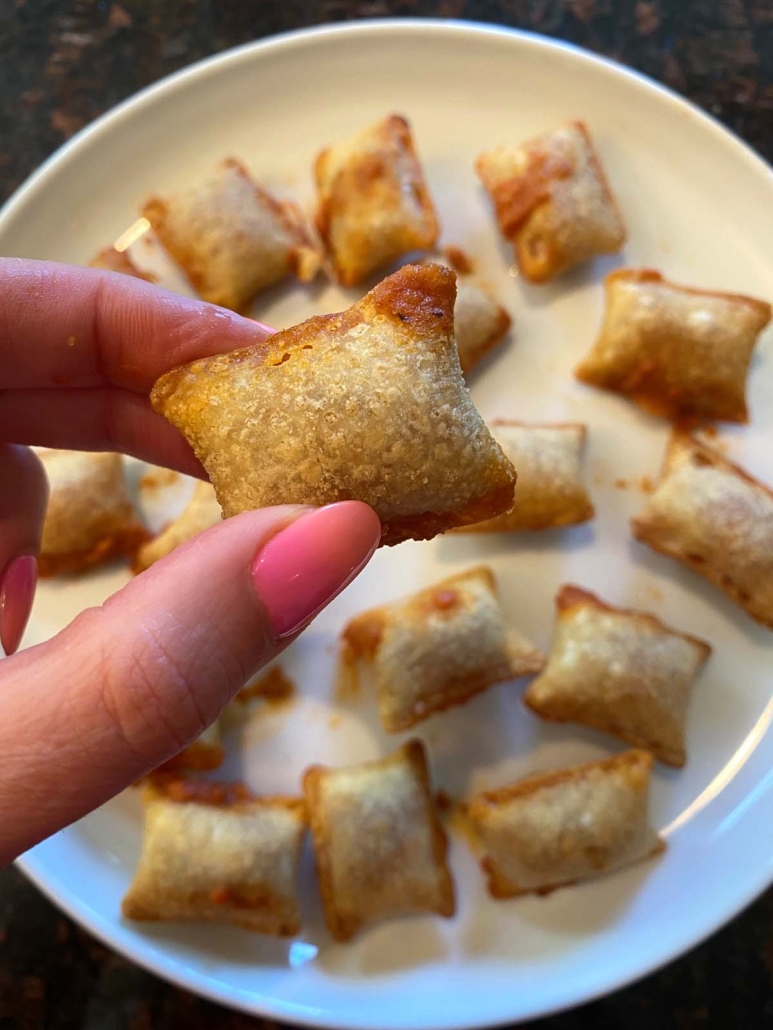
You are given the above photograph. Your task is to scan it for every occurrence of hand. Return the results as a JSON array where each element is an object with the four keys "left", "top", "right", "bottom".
[{"left": 0, "top": 258, "right": 380, "bottom": 865}]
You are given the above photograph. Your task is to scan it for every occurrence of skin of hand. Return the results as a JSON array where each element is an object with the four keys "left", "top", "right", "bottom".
[{"left": 0, "top": 258, "right": 381, "bottom": 865}]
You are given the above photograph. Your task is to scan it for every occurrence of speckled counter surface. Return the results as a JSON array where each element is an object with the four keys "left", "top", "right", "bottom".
[{"left": 1, "top": 2, "right": 772, "bottom": 1027}]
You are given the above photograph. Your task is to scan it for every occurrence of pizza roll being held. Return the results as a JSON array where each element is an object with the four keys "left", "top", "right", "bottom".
[
  {"left": 151, "top": 263, "right": 516, "bottom": 545},
  {"left": 143, "top": 158, "right": 321, "bottom": 311},
  {"left": 122, "top": 780, "right": 306, "bottom": 934},
  {"left": 467, "top": 749, "right": 664, "bottom": 898},
  {"left": 134, "top": 480, "right": 222, "bottom": 572},
  {"left": 315, "top": 115, "right": 439, "bottom": 286},
  {"left": 476, "top": 120, "right": 625, "bottom": 283},
  {"left": 632, "top": 432, "right": 773, "bottom": 629},
  {"left": 340, "top": 566, "right": 544, "bottom": 732},
  {"left": 576, "top": 270, "right": 771, "bottom": 423},
  {"left": 89, "top": 247, "right": 155, "bottom": 281},
  {"left": 153, "top": 721, "right": 224, "bottom": 773},
  {"left": 454, "top": 278, "right": 511, "bottom": 374},
  {"left": 523, "top": 586, "right": 710, "bottom": 766},
  {"left": 303, "top": 741, "right": 454, "bottom": 942},
  {"left": 458, "top": 422, "right": 593, "bottom": 532},
  {"left": 37, "top": 450, "right": 146, "bottom": 577}
]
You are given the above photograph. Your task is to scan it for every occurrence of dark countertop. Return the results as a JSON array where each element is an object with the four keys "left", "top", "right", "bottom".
[{"left": 1, "top": 2, "right": 772, "bottom": 1028}]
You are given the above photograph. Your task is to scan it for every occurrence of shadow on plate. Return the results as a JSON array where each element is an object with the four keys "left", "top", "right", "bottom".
[
  {"left": 315, "top": 918, "right": 448, "bottom": 976},
  {"left": 434, "top": 521, "right": 595, "bottom": 567}
]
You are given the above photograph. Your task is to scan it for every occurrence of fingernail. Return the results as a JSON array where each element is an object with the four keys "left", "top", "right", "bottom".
[
  {"left": 252, "top": 502, "right": 381, "bottom": 639},
  {"left": 246, "top": 317, "right": 274, "bottom": 334},
  {"left": 0, "top": 555, "right": 38, "bottom": 656}
]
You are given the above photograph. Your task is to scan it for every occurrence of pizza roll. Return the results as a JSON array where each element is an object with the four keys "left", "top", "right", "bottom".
[
  {"left": 421, "top": 256, "right": 510, "bottom": 373},
  {"left": 36, "top": 450, "right": 146, "bottom": 577},
  {"left": 236, "top": 665, "right": 296, "bottom": 707},
  {"left": 457, "top": 422, "right": 593, "bottom": 531},
  {"left": 134, "top": 480, "right": 221, "bottom": 572},
  {"left": 122, "top": 780, "right": 306, "bottom": 934},
  {"left": 454, "top": 278, "right": 511, "bottom": 373},
  {"left": 153, "top": 721, "right": 224, "bottom": 773},
  {"left": 143, "top": 158, "right": 321, "bottom": 311},
  {"left": 315, "top": 115, "right": 439, "bottom": 286},
  {"left": 467, "top": 749, "right": 664, "bottom": 898},
  {"left": 340, "top": 566, "right": 544, "bottom": 732},
  {"left": 576, "top": 269, "right": 771, "bottom": 423},
  {"left": 632, "top": 432, "right": 773, "bottom": 629},
  {"left": 89, "top": 247, "right": 155, "bottom": 281},
  {"left": 523, "top": 585, "right": 711, "bottom": 766},
  {"left": 151, "top": 263, "right": 516, "bottom": 545},
  {"left": 303, "top": 741, "right": 454, "bottom": 941},
  {"left": 476, "top": 120, "right": 625, "bottom": 283}
]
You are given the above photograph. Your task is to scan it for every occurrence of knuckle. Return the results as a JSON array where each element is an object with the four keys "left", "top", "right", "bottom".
[{"left": 75, "top": 606, "right": 214, "bottom": 764}]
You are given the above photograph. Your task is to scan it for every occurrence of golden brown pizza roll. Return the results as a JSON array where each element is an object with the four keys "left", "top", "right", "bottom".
[
  {"left": 303, "top": 741, "right": 454, "bottom": 942},
  {"left": 151, "top": 263, "right": 516, "bottom": 545},
  {"left": 153, "top": 721, "right": 224, "bottom": 773},
  {"left": 89, "top": 247, "right": 156, "bottom": 281},
  {"left": 133, "top": 480, "right": 222, "bottom": 572},
  {"left": 454, "top": 278, "right": 511, "bottom": 373},
  {"left": 341, "top": 566, "right": 544, "bottom": 732},
  {"left": 143, "top": 158, "right": 321, "bottom": 311},
  {"left": 315, "top": 114, "right": 439, "bottom": 286},
  {"left": 122, "top": 780, "right": 306, "bottom": 934},
  {"left": 632, "top": 432, "right": 773, "bottom": 629},
  {"left": 467, "top": 749, "right": 664, "bottom": 898},
  {"left": 576, "top": 269, "right": 771, "bottom": 423},
  {"left": 36, "top": 449, "right": 146, "bottom": 577},
  {"left": 476, "top": 120, "right": 625, "bottom": 283},
  {"left": 523, "top": 585, "right": 711, "bottom": 766},
  {"left": 457, "top": 422, "right": 593, "bottom": 531},
  {"left": 235, "top": 665, "right": 296, "bottom": 707}
]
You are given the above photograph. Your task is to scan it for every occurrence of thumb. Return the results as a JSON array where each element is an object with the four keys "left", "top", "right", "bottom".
[{"left": 0, "top": 501, "right": 380, "bottom": 863}]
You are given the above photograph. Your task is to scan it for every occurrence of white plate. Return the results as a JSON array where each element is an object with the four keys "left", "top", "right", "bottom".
[{"left": 2, "top": 19, "right": 773, "bottom": 1030}]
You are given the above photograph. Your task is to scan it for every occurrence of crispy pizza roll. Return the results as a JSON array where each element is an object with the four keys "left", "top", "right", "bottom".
[
  {"left": 303, "top": 741, "right": 454, "bottom": 941},
  {"left": 134, "top": 480, "right": 222, "bottom": 572},
  {"left": 523, "top": 586, "right": 711, "bottom": 766},
  {"left": 632, "top": 432, "right": 773, "bottom": 629},
  {"left": 122, "top": 781, "right": 306, "bottom": 934},
  {"left": 151, "top": 263, "right": 516, "bottom": 545},
  {"left": 153, "top": 721, "right": 224, "bottom": 773},
  {"left": 341, "top": 566, "right": 544, "bottom": 732},
  {"left": 458, "top": 422, "right": 593, "bottom": 531},
  {"left": 476, "top": 120, "right": 625, "bottom": 283},
  {"left": 468, "top": 750, "right": 664, "bottom": 898},
  {"left": 143, "top": 158, "right": 321, "bottom": 311},
  {"left": 89, "top": 247, "right": 156, "bottom": 281},
  {"left": 454, "top": 278, "right": 511, "bottom": 373},
  {"left": 315, "top": 115, "right": 439, "bottom": 286},
  {"left": 36, "top": 450, "right": 146, "bottom": 577},
  {"left": 576, "top": 269, "right": 771, "bottom": 422}
]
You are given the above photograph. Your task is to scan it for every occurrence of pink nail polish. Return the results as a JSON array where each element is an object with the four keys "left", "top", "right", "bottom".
[
  {"left": 0, "top": 555, "right": 38, "bottom": 656},
  {"left": 252, "top": 502, "right": 380, "bottom": 639}
]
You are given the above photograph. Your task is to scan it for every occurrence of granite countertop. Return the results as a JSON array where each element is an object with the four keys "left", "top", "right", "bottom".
[{"left": 1, "top": 1, "right": 772, "bottom": 1027}]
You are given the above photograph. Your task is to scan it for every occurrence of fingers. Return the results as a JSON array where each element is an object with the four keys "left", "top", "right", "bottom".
[
  {"left": 0, "top": 258, "right": 273, "bottom": 393},
  {"left": 0, "top": 387, "right": 206, "bottom": 476},
  {"left": 0, "top": 445, "right": 47, "bottom": 655},
  {"left": 0, "top": 501, "right": 380, "bottom": 863}
]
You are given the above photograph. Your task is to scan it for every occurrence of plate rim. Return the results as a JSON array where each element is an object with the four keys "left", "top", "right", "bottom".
[{"left": 6, "top": 17, "right": 773, "bottom": 1029}]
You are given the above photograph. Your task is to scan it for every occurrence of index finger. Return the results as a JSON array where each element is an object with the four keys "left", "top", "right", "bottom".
[{"left": 0, "top": 258, "right": 273, "bottom": 392}]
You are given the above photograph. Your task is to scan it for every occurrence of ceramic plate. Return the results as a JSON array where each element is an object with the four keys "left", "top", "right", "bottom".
[{"left": 2, "top": 19, "right": 772, "bottom": 1030}]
